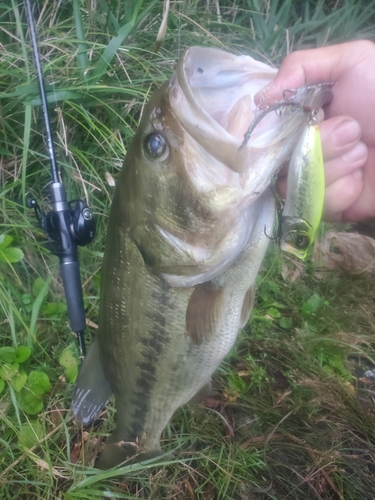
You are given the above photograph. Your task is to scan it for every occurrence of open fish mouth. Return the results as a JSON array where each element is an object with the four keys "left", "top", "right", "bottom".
[
  {"left": 170, "top": 46, "right": 332, "bottom": 178},
  {"left": 169, "top": 46, "right": 277, "bottom": 174},
  {"left": 173, "top": 47, "right": 276, "bottom": 141}
]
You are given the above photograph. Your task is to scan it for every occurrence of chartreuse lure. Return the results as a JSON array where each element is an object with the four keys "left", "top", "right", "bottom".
[{"left": 280, "top": 122, "right": 325, "bottom": 260}]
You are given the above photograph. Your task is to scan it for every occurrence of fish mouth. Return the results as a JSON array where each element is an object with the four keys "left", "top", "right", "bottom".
[
  {"left": 169, "top": 46, "right": 277, "bottom": 173},
  {"left": 175, "top": 47, "right": 277, "bottom": 142},
  {"left": 169, "top": 47, "right": 332, "bottom": 176}
]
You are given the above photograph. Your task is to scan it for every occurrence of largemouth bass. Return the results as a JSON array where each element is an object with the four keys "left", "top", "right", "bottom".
[
  {"left": 72, "top": 47, "right": 331, "bottom": 468},
  {"left": 280, "top": 122, "right": 325, "bottom": 259}
]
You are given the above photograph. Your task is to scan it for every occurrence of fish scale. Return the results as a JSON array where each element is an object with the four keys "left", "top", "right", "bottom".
[{"left": 96, "top": 192, "right": 275, "bottom": 468}]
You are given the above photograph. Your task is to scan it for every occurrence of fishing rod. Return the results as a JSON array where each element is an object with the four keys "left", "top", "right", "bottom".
[{"left": 24, "top": 0, "right": 95, "bottom": 358}]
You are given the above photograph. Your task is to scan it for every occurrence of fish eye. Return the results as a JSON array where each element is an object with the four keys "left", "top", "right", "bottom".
[
  {"left": 294, "top": 235, "right": 310, "bottom": 249},
  {"left": 144, "top": 133, "right": 168, "bottom": 159}
]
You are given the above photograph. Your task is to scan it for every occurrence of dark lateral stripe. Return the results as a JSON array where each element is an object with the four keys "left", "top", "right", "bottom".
[{"left": 129, "top": 282, "right": 171, "bottom": 438}]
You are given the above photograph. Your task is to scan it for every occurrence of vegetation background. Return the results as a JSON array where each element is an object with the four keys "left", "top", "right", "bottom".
[{"left": 1, "top": 0, "right": 375, "bottom": 498}]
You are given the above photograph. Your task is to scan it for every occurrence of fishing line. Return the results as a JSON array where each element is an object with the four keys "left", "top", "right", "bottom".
[
  {"left": 24, "top": 0, "right": 96, "bottom": 358},
  {"left": 239, "top": 102, "right": 306, "bottom": 151}
]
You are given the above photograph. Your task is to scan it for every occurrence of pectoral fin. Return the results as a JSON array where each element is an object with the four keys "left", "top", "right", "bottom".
[
  {"left": 186, "top": 282, "right": 225, "bottom": 346},
  {"left": 72, "top": 336, "right": 112, "bottom": 425},
  {"left": 239, "top": 286, "right": 255, "bottom": 328}
]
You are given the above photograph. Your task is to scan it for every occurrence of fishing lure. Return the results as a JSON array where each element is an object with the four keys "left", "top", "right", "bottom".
[
  {"left": 280, "top": 121, "right": 324, "bottom": 260},
  {"left": 239, "top": 86, "right": 330, "bottom": 260}
]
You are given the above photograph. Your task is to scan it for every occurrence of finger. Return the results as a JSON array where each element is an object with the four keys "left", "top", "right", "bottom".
[
  {"left": 277, "top": 168, "right": 364, "bottom": 221},
  {"left": 319, "top": 116, "right": 367, "bottom": 185},
  {"left": 254, "top": 40, "right": 374, "bottom": 106},
  {"left": 276, "top": 116, "right": 365, "bottom": 195},
  {"left": 342, "top": 148, "right": 375, "bottom": 221},
  {"left": 319, "top": 116, "right": 361, "bottom": 162},
  {"left": 324, "top": 144, "right": 367, "bottom": 186},
  {"left": 323, "top": 172, "right": 363, "bottom": 222}
]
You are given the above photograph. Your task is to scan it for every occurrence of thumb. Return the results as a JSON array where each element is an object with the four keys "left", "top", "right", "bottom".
[{"left": 254, "top": 44, "right": 350, "bottom": 106}]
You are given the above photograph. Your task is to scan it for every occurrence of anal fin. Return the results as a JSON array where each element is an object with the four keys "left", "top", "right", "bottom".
[
  {"left": 72, "top": 336, "right": 112, "bottom": 425},
  {"left": 187, "top": 380, "right": 212, "bottom": 406}
]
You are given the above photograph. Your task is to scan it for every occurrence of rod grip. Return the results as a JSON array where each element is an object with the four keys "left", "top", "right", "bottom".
[{"left": 60, "top": 261, "right": 86, "bottom": 333}]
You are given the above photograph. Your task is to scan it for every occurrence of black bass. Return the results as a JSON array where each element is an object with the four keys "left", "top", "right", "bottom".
[
  {"left": 280, "top": 122, "right": 325, "bottom": 259},
  {"left": 72, "top": 47, "right": 331, "bottom": 468}
]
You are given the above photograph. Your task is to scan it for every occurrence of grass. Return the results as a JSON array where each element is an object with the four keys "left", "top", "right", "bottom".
[{"left": 1, "top": 0, "right": 375, "bottom": 498}]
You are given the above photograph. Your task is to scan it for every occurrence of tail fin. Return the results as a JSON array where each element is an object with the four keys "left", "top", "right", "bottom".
[
  {"left": 96, "top": 439, "right": 162, "bottom": 469},
  {"left": 72, "top": 336, "right": 112, "bottom": 425}
]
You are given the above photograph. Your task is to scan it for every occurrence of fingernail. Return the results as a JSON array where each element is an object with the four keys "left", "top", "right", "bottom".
[
  {"left": 341, "top": 142, "right": 367, "bottom": 163},
  {"left": 332, "top": 120, "right": 361, "bottom": 146},
  {"left": 352, "top": 169, "right": 363, "bottom": 180}
]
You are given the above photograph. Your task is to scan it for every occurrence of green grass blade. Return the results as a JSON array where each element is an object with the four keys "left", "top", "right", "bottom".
[
  {"left": 97, "top": 0, "right": 121, "bottom": 33},
  {"left": 11, "top": 0, "right": 30, "bottom": 83},
  {"left": 21, "top": 104, "right": 32, "bottom": 208},
  {"left": 29, "top": 274, "right": 52, "bottom": 342},
  {"left": 88, "top": 22, "right": 134, "bottom": 85},
  {"left": 73, "top": 0, "right": 89, "bottom": 82}
]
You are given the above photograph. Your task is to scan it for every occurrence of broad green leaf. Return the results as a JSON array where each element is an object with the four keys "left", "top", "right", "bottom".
[
  {"left": 18, "top": 420, "right": 44, "bottom": 448},
  {"left": 15, "top": 346, "right": 31, "bottom": 363},
  {"left": 267, "top": 307, "right": 281, "bottom": 319},
  {"left": 0, "top": 379, "right": 5, "bottom": 393},
  {"left": 0, "top": 235, "right": 12, "bottom": 249},
  {"left": 42, "top": 302, "right": 67, "bottom": 316},
  {"left": 0, "top": 346, "right": 16, "bottom": 363},
  {"left": 22, "top": 293, "right": 31, "bottom": 305},
  {"left": 59, "top": 346, "right": 79, "bottom": 383},
  {"left": 18, "top": 389, "right": 43, "bottom": 415},
  {"left": 27, "top": 371, "right": 51, "bottom": 395},
  {"left": 301, "top": 294, "right": 323, "bottom": 315},
  {"left": 0, "top": 361, "right": 19, "bottom": 381},
  {"left": 59, "top": 346, "right": 79, "bottom": 369},
  {"left": 32, "top": 277, "right": 48, "bottom": 299},
  {"left": 10, "top": 370, "right": 27, "bottom": 392},
  {"left": 66, "top": 365, "right": 79, "bottom": 384},
  {"left": 0, "top": 247, "right": 24, "bottom": 263},
  {"left": 279, "top": 317, "right": 293, "bottom": 329}
]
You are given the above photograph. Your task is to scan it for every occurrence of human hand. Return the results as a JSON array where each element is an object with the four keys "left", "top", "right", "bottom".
[{"left": 255, "top": 40, "right": 375, "bottom": 222}]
